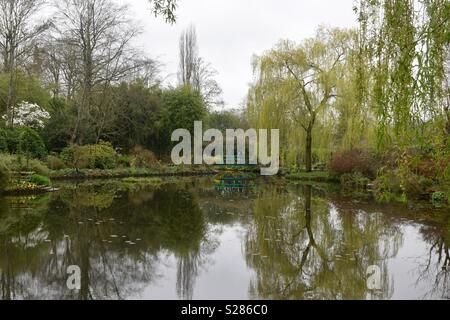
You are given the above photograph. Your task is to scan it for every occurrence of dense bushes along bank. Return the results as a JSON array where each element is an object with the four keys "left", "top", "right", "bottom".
[
  {"left": 286, "top": 148, "right": 450, "bottom": 207},
  {"left": 0, "top": 153, "right": 219, "bottom": 195},
  {"left": 1, "top": 139, "right": 449, "bottom": 208},
  {"left": 0, "top": 136, "right": 261, "bottom": 195}
]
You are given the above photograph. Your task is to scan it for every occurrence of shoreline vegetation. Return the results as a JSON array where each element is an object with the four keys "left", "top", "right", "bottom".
[
  {"left": 0, "top": 136, "right": 448, "bottom": 209},
  {"left": 1, "top": 149, "right": 448, "bottom": 209}
]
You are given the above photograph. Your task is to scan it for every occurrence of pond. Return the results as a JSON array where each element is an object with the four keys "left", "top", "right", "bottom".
[{"left": 0, "top": 177, "right": 449, "bottom": 300}]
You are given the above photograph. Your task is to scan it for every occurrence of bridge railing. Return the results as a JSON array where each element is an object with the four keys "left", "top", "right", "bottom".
[{"left": 210, "top": 155, "right": 254, "bottom": 166}]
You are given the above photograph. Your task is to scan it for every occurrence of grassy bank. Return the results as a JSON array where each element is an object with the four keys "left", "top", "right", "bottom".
[
  {"left": 49, "top": 166, "right": 218, "bottom": 180},
  {"left": 285, "top": 168, "right": 450, "bottom": 208},
  {"left": 285, "top": 171, "right": 340, "bottom": 183},
  {"left": 1, "top": 166, "right": 221, "bottom": 196},
  {"left": 2, "top": 173, "right": 57, "bottom": 196}
]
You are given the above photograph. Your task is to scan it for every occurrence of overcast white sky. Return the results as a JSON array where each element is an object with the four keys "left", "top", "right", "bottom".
[{"left": 124, "top": 0, "right": 357, "bottom": 109}]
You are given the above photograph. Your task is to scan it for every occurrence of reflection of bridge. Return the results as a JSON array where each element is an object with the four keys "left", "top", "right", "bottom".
[{"left": 213, "top": 175, "right": 256, "bottom": 193}]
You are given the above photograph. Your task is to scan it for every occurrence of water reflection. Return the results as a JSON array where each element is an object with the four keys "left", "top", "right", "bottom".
[
  {"left": 0, "top": 178, "right": 449, "bottom": 300},
  {"left": 415, "top": 225, "right": 450, "bottom": 299},
  {"left": 213, "top": 174, "right": 256, "bottom": 197},
  {"left": 246, "top": 185, "right": 400, "bottom": 299},
  {"left": 0, "top": 181, "right": 214, "bottom": 300}
]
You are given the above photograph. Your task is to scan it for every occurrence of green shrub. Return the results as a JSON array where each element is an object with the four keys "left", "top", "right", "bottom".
[
  {"left": 19, "top": 127, "right": 47, "bottom": 160},
  {"left": 130, "top": 146, "right": 157, "bottom": 168},
  {"left": 60, "top": 144, "right": 75, "bottom": 164},
  {"left": 46, "top": 155, "right": 66, "bottom": 170},
  {"left": 60, "top": 144, "right": 93, "bottom": 169},
  {"left": 19, "top": 158, "right": 50, "bottom": 176},
  {"left": 27, "top": 174, "right": 51, "bottom": 187},
  {"left": 401, "top": 173, "right": 433, "bottom": 198},
  {"left": 117, "top": 155, "right": 132, "bottom": 168},
  {"left": 42, "top": 98, "right": 71, "bottom": 152},
  {"left": 374, "top": 170, "right": 403, "bottom": 203},
  {"left": 374, "top": 169, "right": 433, "bottom": 202},
  {"left": 61, "top": 142, "right": 116, "bottom": 170},
  {"left": 0, "top": 153, "right": 49, "bottom": 175},
  {"left": 432, "top": 192, "right": 448, "bottom": 207},
  {"left": 90, "top": 142, "right": 116, "bottom": 169},
  {"left": 0, "top": 128, "right": 8, "bottom": 153},
  {"left": 0, "top": 154, "right": 15, "bottom": 173},
  {"left": 0, "top": 158, "right": 10, "bottom": 191},
  {"left": 3, "top": 126, "right": 25, "bottom": 153},
  {"left": 340, "top": 172, "right": 370, "bottom": 190}
]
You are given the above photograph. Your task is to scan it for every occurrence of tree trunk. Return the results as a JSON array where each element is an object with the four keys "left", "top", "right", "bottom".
[
  {"left": 305, "top": 125, "right": 313, "bottom": 172},
  {"left": 6, "top": 46, "right": 16, "bottom": 126},
  {"left": 445, "top": 106, "right": 450, "bottom": 137},
  {"left": 444, "top": 107, "right": 450, "bottom": 151},
  {"left": 6, "top": 70, "right": 15, "bottom": 126}
]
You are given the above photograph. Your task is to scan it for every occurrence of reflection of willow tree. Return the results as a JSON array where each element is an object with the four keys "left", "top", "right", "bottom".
[
  {"left": 246, "top": 185, "right": 402, "bottom": 299},
  {"left": 416, "top": 222, "right": 450, "bottom": 299},
  {"left": 0, "top": 181, "right": 215, "bottom": 300}
]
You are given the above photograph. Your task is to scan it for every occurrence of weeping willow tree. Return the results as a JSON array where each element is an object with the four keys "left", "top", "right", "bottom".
[
  {"left": 247, "top": 27, "right": 356, "bottom": 170},
  {"left": 247, "top": 2, "right": 449, "bottom": 174},
  {"left": 334, "top": 27, "right": 377, "bottom": 151},
  {"left": 355, "top": 0, "right": 450, "bottom": 150}
]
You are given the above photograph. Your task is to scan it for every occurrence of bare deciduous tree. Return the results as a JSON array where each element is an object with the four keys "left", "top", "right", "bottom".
[
  {"left": 193, "top": 57, "right": 224, "bottom": 108},
  {"left": 0, "top": 0, "right": 50, "bottom": 124},
  {"left": 54, "top": 0, "right": 141, "bottom": 143},
  {"left": 178, "top": 25, "right": 223, "bottom": 109},
  {"left": 178, "top": 25, "right": 198, "bottom": 88}
]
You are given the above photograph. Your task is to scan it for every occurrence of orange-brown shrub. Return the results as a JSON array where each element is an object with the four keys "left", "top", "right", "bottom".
[
  {"left": 130, "top": 146, "right": 158, "bottom": 168},
  {"left": 329, "top": 149, "right": 378, "bottom": 178}
]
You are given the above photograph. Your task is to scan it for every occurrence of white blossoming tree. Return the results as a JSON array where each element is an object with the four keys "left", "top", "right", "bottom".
[{"left": 2, "top": 101, "right": 50, "bottom": 129}]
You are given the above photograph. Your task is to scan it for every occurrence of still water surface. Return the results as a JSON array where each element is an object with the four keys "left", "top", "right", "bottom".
[{"left": 0, "top": 177, "right": 449, "bottom": 300}]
